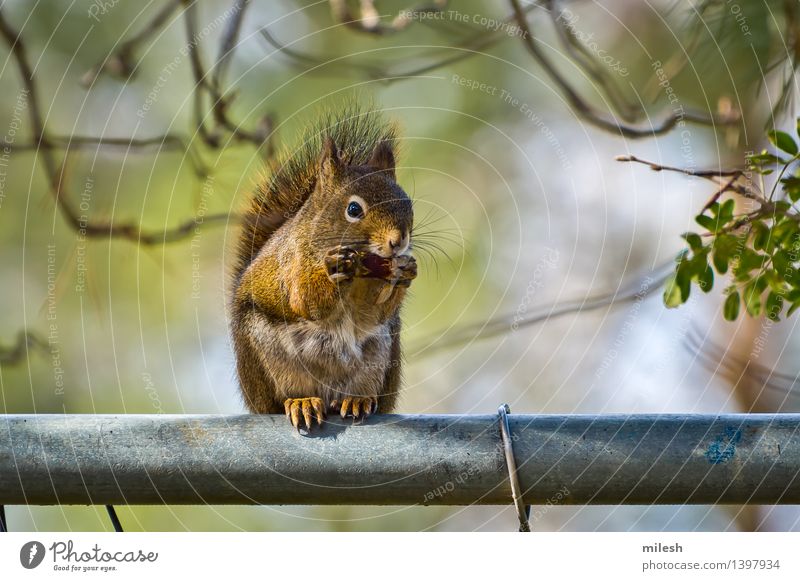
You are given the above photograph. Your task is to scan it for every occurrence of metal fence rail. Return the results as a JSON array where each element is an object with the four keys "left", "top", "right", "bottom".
[{"left": 1, "top": 413, "right": 799, "bottom": 506}]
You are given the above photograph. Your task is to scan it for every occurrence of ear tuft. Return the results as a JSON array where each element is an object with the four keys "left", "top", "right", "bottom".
[
  {"left": 318, "top": 136, "right": 342, "bottom": 185},
  {"left": 368, "top": 140, "right": 395, "bottom": 181}
]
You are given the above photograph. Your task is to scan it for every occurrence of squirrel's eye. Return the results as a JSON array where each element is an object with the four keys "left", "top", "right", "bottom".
[{"left": 346, "top": 200, "right": 365, "bottom": 221}]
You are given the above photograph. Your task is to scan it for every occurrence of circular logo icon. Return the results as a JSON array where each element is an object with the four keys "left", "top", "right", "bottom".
[{"left": 20, "top": 541, "right": 46, "bottom": 569}]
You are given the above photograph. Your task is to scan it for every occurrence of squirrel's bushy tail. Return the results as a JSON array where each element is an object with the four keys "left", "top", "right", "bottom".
[{"left": 234, "top": 103, "right": 397, "bottom": 278}]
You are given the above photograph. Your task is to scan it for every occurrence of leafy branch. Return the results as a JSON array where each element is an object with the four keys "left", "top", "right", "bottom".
[{"left": 619, "top": 120, "right": 800, "bottom": 321}]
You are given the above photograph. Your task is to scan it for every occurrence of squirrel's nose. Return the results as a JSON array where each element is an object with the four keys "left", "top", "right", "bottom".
[{"left": 386, "top": 229, "right": 408, "bottom": 255}]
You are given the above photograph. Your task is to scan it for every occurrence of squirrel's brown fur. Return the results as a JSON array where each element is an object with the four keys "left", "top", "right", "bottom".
[{"left": 229, "top": 104, "right": 415, "bottom": 429}]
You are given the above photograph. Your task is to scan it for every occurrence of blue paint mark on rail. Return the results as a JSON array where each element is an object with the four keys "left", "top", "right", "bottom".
[{"left": 705, "top": 426, "right": 742, "bottom": 464}]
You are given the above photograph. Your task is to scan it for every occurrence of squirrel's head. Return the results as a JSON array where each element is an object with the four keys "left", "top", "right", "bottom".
[{"left": 312, "top": 137, "right": 413, "bottom": 259}]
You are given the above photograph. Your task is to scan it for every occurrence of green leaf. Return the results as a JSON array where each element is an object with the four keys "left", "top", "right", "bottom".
[
  {"left": 766, "top": 292, "right": 784, "bottom": 321},
  {"left": 747, "top": 150, "right": 790, "bottom": 167},
  {"left": 743, "top": 278, "right": 766, "bottom": 316},
  {"left": 723, "top": 291, "right": 740, "bottom": 321},
  {"left": 713, "top": 251, "right": 729, "bottom": 274},
  {"left": 788, "top": 297, "right": 800, "bottom": 317},
  {"left": 768, "top": 129, "right": 799, "bottom": 156},
  {"left": 698, "top": 264, "right": 714, "bottom": 292},
  {"left": 695, "top": 214, "right": 718, "bottom": 232},
  {"left": 682, "top": 232, "right": 703, "bottom": 252},
  {"left": 663, "top": 274, "right": 684, "bottom": 308},
  {"left": 751, "top": 221, "right": 770, "bottom": 251},
  {"left": 737, "top": 249, "right": 767, "bottom": 274},
  {"left": 774, "top": 219, "right": 799, "bottom": 247},
  {"left": 773, "top": 249, "right": 792, "bottom": 275},
  {"left": 765, "top": 269, "right": 786, "bottom": 293},
  {"left": 675, "top": 259, "right": 693, "bottom": 301},
  {"left": 718, "top": 199, "right": 735, "bottom": 223},
  {"left": 781, "top": 175, "right": 800, "bottom": 203}
]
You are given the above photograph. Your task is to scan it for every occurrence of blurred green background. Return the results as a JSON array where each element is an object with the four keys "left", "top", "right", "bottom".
[{"left": 1, "top": 0, "right": 799, "bottom": 531}]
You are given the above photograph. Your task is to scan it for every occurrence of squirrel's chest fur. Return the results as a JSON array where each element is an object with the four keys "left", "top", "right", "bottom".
[
  {"left": 279, "top": 302, "right": 390, "bottom": 366},
  {"left": 265, "top": 300, "right": 394, "bottom": 402}
]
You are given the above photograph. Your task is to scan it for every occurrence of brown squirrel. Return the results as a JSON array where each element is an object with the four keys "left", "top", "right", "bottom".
[{"left": 230, "top": 106, "right": 417, "bottom": 429}]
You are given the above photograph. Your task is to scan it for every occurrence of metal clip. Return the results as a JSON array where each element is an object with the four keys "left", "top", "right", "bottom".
[{"left": 498, "top": 404, "right": 531, "bottom": 532}]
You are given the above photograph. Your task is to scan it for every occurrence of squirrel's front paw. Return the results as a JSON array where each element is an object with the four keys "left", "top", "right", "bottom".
[
  {"left": 394, "top": 255, "right": 417, "bottom": 287},
  {"left": 284, "top": 397, "right": 325, "bottom": 430},
  {"left": 325, "top": 247, "right": 358, "bottom": 284},
  {"left": 332, "top": 396, "right": 377, "bottom": 421}
]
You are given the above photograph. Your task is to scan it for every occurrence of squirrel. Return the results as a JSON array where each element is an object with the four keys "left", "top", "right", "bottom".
[{"left": 230, "top": 105, "right": 417, "bottom": 430}]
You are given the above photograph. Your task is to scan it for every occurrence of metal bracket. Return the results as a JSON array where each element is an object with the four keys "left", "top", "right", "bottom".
[{"left": 498, "top": 404, "right": 531, "bottom": 532}]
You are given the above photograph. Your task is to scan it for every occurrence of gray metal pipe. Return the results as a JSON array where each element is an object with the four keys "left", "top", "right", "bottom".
[{"left": 1, "top": 413, "right": 799, "bottom": 506}]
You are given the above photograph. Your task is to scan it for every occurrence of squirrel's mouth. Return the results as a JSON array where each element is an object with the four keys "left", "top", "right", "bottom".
[{"left": 370, "top": 240, "right": 411, "bottom": 259}]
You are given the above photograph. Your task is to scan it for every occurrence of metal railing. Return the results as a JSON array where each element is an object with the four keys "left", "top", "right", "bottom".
[{"left": 1, "top": 413, "right": 799, "bottom": 509}]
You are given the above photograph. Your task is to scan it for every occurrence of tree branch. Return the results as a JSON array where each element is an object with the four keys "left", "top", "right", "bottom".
[
  {"left": 0, "top": 331, "right": 47, "bottom": 366},
  {"left": 81, "top": 0, "right": 183, "bottom": 87},
  {"left": 508, "top": 0, "right": 728, "bottom": 138}
]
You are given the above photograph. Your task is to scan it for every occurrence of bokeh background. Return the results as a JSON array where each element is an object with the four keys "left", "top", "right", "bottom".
[{"left": 1, "top": 0, "right": 799, "bottom": 531}]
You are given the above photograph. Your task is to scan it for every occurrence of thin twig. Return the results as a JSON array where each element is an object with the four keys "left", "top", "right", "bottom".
[
  {"left": 701, "top": 174, "right": 742, "bottom": 213},
  {"left": 615, "top": 155, "right": 743, "bottom": 179}
]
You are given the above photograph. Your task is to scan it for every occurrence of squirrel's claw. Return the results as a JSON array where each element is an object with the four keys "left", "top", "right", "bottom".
[
  {"left": 395, "top": 255, "right": 417, "bottom": 283},
  {"left": 335, "top": 396, "right": 377, "bottom": 421},
  {"left": 325, "top": 248, "right": 358, "bottom": 284},
  {"left": 284, "top": 397, "right": 325, "bottom": 430}
]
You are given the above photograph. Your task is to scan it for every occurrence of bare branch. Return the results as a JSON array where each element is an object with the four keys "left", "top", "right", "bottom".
[
  {"left": 508, "top": 0, "right": 727, "bottom": 138},
  {"left": 6, "top": 134, "right": 209, "bottom": 178},
  {"left": 684, "top": 328, "right": 800, "bottom": 406},
  {"left": 180, "top": 0, "right": 274, "bottom": 152},
  {"left": 547, "top": 0, "right": 639, "bottom": 123},
  {"left": 54, "top": 154, "right": 237, "bottom": 244},
  {"left": 81, "top": 0, "right": 183, "bottom": 87},
  {"left": 0, "top": 8, "right": 57, "bottom": 181},
  {"left": 264, "top": 3, "right": 538, "bottom": 84},
  {"left": 0, "top": 331, "right": 47, "bottom": 366},
  {"left": 329, "top": 0, "right": 448, "bottom": 35},
  {"left": 411, "top": 258, "right": 674, "bottom": 358},
  {"left": 0, "top": 8, "right": 236, "bottom": 244},
  {"left": 615, "top": 154, "right": 770, "bottom": 215},
  {"left": 615, "top": 155, "right": 743, "bottom": 180},
  {"left": 212, "top": 0, "right": 251, "bottom": 90}
]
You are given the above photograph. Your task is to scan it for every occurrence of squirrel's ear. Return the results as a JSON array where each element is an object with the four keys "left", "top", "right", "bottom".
[
  {"left": 368, "top": 141, "right": 395, "bottom": 181},
  {"left": 318, "top": 137, "right": 343, "bottom": 186}
]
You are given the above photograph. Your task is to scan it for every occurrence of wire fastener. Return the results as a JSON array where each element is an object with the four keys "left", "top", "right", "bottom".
[{"left": 498, "top": 404, "right": 531, "bottom": 532}]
